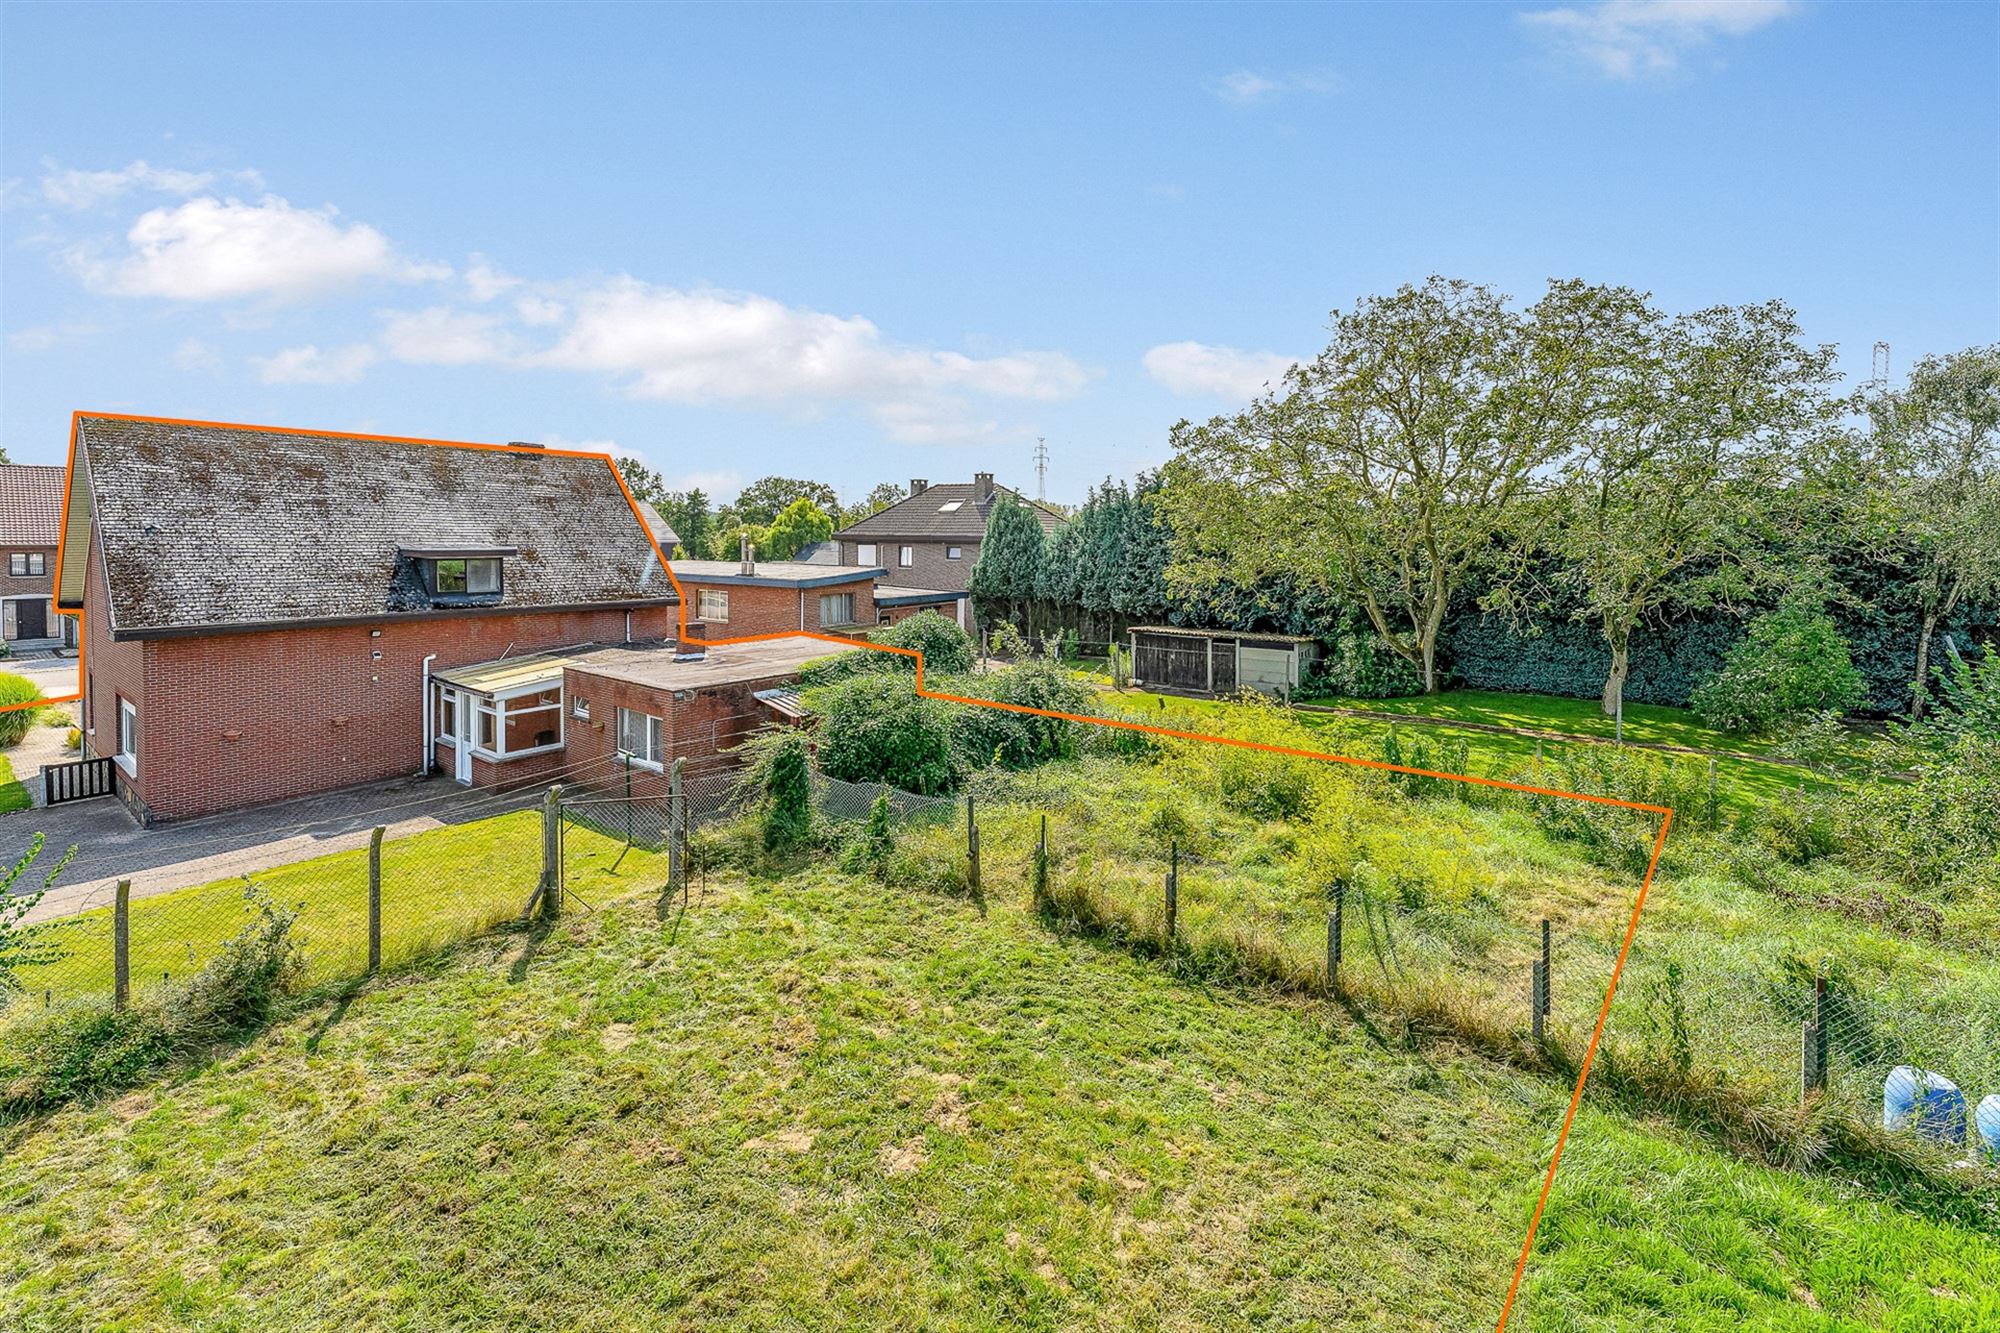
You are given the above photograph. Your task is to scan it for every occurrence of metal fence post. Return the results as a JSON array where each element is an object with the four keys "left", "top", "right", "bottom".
[
  {"left": 113, "top": 879, "right": 131, "bottom": 1012},
  {"left": 366, "top": 825, "right": 384, "bottom": 974},
  {"left": 1802, "top": 974, "right": 1828, "bottom": 1102},
  {"left": 540, "top": 784, "right": 563, "bottom": 921},
  {"left": 668, "top": 757, "right": 686, "bottom": 893},
  {"left": 966, "top": 793, "right": 980, "bottom": 894},
  {"left": 1531, "top": 918, "right": 1551, "bottom": 1042},
  {"left": 1164, "top": 840, "right": 1178, "bottom": 944},
  {"left": 1033, "top": 812, "right": 1048, "bottom": 904},
  {"left": 1326, "top": 880, "right": 1343, "bottom": 995}
]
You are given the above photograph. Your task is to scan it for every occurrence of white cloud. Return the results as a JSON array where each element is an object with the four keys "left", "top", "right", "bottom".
[
  {"left": 379, "top": 306, "right": 515, "bottom": 366},
  {"left": 463, "top": 254, "right": 519, "bottom": 302},
  {"left": 1518, "top": 0, "right": 1796, "bottom": 79},
  {"left": 250, "top": 342, "right": 379, "bottom": 385},
  {"left": 39, "top": 159, "right": 262, "bottom": 210},
  {"left": 1142, "top": 341, "right": 1296, "bottom": 400},
  {"left": 172, "top": 338, "right": 224, "bottom": 372},
  {"left": 74, "top": 194, "right": 449, "bottom": 302},
  {"left": 1211, "top": 68, "right": 1338, "bottom": 105},
  {"left": 7, "top": 321, "right": 103, "bottom": 352}
]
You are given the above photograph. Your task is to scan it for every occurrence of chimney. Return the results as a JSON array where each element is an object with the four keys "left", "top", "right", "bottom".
[
  {"left": 739, "top": 534, "right": 756, "bottom": 577},
  {"left": 974, "top": 471, "right": 995, "bottom": 502},
  {"left": 909, "top": 478, "right": 928, "bottom": 496}
]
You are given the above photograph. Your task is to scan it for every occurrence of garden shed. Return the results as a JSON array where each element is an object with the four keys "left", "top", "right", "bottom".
[{"left": 1126, "top": 626, "right": 1318, "bottom": 698}]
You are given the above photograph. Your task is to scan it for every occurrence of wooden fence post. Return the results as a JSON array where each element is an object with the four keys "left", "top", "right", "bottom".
[
  {"left": 1801, "top": 974, "right": 1829, "bottom": 1102},
  {"left": 1327, "top": 880, "right": 1343, "bottom": 994},
  {"left": 113, "top": 879, "right": 131, "bottom": 1012},
  {"left": 966, "top": 794, "right": 980, "bottom": 895},
  {"left": 540, "top": 784, "right": 563, "bottom": 921},
  {"left": 668, "top": 757, "right": 686, "bottom": 893},
  {"left": 366, "top": 825, "right": 384, "bottom": 974},
  {"left": 1033, "top": 813, "right": 1048, "bottom": 905},
  {"left": 1164, "top": 840, "right": 1178, "bottom": 944},
  {"left": 1531, "top": 918, "right": 1551, "bottom": 1042}
]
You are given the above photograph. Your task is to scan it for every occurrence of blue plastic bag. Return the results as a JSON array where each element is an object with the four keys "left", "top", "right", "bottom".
[{"left": 1883, "top": 1066, "right": 1967, "bottom": 1147}]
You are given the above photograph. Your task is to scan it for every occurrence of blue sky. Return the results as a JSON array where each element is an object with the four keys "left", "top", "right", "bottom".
[{"left": 2, "top": 1, "right": 1993, "bottom": 507}]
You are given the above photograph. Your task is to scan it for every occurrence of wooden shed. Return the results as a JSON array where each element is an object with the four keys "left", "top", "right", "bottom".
[{"left": 1126, "top": 626, "right": 1319, "bottom": 698}]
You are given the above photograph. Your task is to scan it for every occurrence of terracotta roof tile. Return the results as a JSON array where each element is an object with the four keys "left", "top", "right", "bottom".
[{"left": 0, "top": 465, "right": 67, "bottom": 545}]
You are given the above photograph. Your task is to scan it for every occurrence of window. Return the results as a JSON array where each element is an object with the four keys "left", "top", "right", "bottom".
[
  {"left": 431, "top": 557, "right": 502, "bottom": 597},
  {"left": 938, "top": 501, "right": 963, "bottom": 512},
  {"left": 500, "top": 685, "right": 563, "bottom": 754},
  {"left": 476, "top": 699, "right": 498, "bottom": 751},
  {"left": 617, "top": 706, "right": 665, "bottom": 767},
  {"left": 697, "top": 588, "right": 730, "bottom": 622},
  {"left": 7, "top": 554, "right": 39, "bottom": 576},
  {"left": 899, "top": 545, "right": 914, "bottom": 567},
  {"left": 435, "top": 686, "right": 458, "bottom": 741},
  {"left": 856, "top": 543, "right": 877, "bottom": 565},
  {"left": 946, "top": 546, "right": 962, "bottom": 560},
  {"left": 819, "top": 592, "right": 856, "bottom": 625},
  {"left": 116, "top": 698, "right": 137, "bottom": 774},
  {"left": 573, "top": 697, "right": 590, "bottom": 721}
]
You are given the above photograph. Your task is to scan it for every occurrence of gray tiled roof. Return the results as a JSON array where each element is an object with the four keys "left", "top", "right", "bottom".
[
  {"left": 633, "top": 500, "right": 680, "bottom": 549},
  {"left": 78, "top": 416, "right": 676, "bottom": 635},
  {"left": 0, "top": 465, "right": 66, "bottom": 545},
  {"left": 833, "top": 480, "right": 1065, "bottom": 541}
]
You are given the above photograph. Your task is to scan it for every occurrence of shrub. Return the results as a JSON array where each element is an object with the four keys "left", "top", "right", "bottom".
[
  {"left": 755, "top": 731, "right": 814, "bottom": 853},
  {"left": 795, "top": 609, "right": 975, "bottom": 688},
  {"left": 1307, "top": 612, "right": 1425, "bottom": 699},
  {"left": 1692, "top": 596, "right": 1864, "bottom": 735},
  {"left": 813, "top": 674, "right": 964, "bottom": 795},
  {"left": 944, "top": 656, "right": 1096, "bottom": 770},
  {"left": 839, "top": 793, "right": 897, "bottom": 880},
  {"left": 64, "top": 727, "right": 80, "bottom": 752},
  {"left": 0, "top": 833, "right": 79, "bottom": 995},
  {"left": 0, "top": 674, "right": 43, "bottom": 747},
  {"left": 1839, "top": 734, "right": 2000, "bottom": 897}
]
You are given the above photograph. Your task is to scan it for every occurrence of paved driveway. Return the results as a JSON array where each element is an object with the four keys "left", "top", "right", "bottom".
[{"left": 0, "top": 775, "right": 544, "bottom": 924}]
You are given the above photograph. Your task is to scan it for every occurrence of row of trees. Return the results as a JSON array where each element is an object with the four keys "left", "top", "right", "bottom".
[
  {"left": 616, "top": 466, "right": 908, "bottom": 562},
  {"left": 971, "top": 279, "right": 1997, "bottom": 721}
]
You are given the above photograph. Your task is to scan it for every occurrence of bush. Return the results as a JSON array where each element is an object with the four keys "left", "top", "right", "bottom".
[
  {"left": 1306, "top": 611, "right": 1425, "bottom": 699},
  {"left": 839, "top": 793, "right": 897, "bottom": 880},
  {"left": 1839, "top": 734, "right": 2000, "bottom": 897},
  {"left": 755, "top": 731, "right": 814, "bottom": 853},
  {"left": 813, "top": 674, "right": 964, "bottom": 795},
  {"left": 796, "top": 610, "right": 975, "bottom": 688},
  {"left": 1692, "top": 597, "right": 1864, "bottom": 735},
  {"left": 0, "top": 674, "right": 44, "bottom": 748},
  {"left": 944, "top": 656, "right": 1096, "bottom": 770},
  {"left": 64, "top": 727, "right": 80, "bottom": 752}
]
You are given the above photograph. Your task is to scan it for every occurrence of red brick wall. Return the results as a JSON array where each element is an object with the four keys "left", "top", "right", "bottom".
[
  {"left": 114, "top": 603, "right": 675, "bottom": 822},
  {"left": 560, "top": 666, "right": 800, "bottom": 801},
  {"left": 881, "top": 598, "right": 966, "bottom": 628},
  {"left": 676, "top": 576, "right": 874, "bottom": 639},
  {"left": 80, "top": 529, "right": 151, "bottom": 819}
]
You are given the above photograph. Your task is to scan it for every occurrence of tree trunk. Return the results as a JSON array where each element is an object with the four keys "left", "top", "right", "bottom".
[
  {"left": 1911, "top": 611, "right": 1938, "bottom": 723},
  {"left": 1601, "top": 640, "right": 1630, "bottom": 719},
  {"left": 1420, "top": 631, "right": 1439, "bottom": 694}
]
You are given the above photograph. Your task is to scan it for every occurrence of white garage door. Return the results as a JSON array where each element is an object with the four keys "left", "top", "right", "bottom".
[{"left": 1237, "top": 646, "right": 1295, "bottom": 696}]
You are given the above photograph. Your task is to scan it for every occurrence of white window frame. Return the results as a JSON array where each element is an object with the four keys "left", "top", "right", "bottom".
[
  {"left": 469, "top": 682, "right": 565, "bottom": 761},
  {"left": 116, "top": 697, "right": 137, "bottom": 776},
  {"left": 856, "top": 543, "right": 877, "bottom": 565},
  {"left": 819, "top": 592, "right": 856, "bottom": 625},
  {"left": 616, "top": 706, "right": 665, "bottom": 770},
  {"left": 697, "top": 588, "right": 730, "bottom": 622},
  {"left": 435, "top": 685, "right": 459, "bottom": 741},
  {"left": 899, "top": 545, "right": 914, "bottom": 568}
]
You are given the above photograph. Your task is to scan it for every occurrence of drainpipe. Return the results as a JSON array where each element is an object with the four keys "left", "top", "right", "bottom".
[
  {"left": 420, "top": 653, "right": 438, "bottom": 774},
  {"left": 799, "top": 588, "right": 806, "bottom": 631},
  {"left": 625, "top": 610, "right": 632, "bottom": 644}
]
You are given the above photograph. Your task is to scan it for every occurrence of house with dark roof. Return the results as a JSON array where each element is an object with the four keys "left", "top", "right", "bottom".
[
  {"left": 55, "top": 416, "right": 837, "bottom": 823},
  {"left": 831, "top": 473, "right": 1063, "bottom": 609},
  {"left": 0, "top": 463, "right": 74, "bottom": 647}
]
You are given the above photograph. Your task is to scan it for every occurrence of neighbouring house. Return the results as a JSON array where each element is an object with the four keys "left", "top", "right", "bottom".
[
  {"left": 831, "top": 473, "right": 1064, "bottom": 597},
  {"left": 0, "top": 463, "right": 76, "bottom": 648},
  {"left": 54, "top": 415, "right": 844, "bottom": 824},
  {"left": 1127, "top": 626, "right": 1319, "bottom": 699},
  {"left": 670, "top": 544, "right": 886, "bottom": 639}
]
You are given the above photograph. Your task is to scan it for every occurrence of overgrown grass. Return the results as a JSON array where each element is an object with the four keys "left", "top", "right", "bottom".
[{"left": 2, "top": 860, "right": 1992, "bottom": 1329}]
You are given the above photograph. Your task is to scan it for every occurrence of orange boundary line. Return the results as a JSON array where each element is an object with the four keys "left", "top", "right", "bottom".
[{"left": 35, "top": 412, "right": 1673, "bottom": 1329}]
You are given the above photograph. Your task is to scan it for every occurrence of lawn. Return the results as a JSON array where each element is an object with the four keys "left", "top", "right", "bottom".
[
  {"left": 3, "top": 860, "right": 1993, "bottom": 1330},
  {"left": 0, "top": 755, "right": 30, "bottom": 815},
  {"left": 5, "top": 809, "right": 669, "bottom": 1012}
]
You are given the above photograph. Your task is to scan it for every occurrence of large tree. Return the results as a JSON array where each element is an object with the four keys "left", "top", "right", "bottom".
[
  {"left": 734, "top": 476, "right": 840, "bottom": 528},
  {"left": 1530, "top": 290, "right": 1841, "bottom": 717},
  {"left": 1163, "top": 276, "right": 1598, "bottom": 692},
  {"left": 841, "top": 482, "right": 907, "bottom": 528},
  {"left": 1860, "top": 344, "right": 2000, "bottom": 719},
  {"left": 654, "top": 488, "right": 712, "bottom": 558},
  {"left": 761, "top": 497, "right": 835, "bottom": 560},
  {"left": 968, "top": 495, "right": 1047, "bottom": 635}
]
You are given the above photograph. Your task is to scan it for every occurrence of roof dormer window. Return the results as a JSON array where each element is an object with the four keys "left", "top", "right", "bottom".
[{"left": 398, "top": 545, "right": 515, "bottom": 604}]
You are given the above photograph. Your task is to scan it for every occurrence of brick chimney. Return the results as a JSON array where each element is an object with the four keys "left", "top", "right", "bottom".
[
  {"left": 910, "top": 478, "right": 928, "bottom": 496},
  {"left": 974, "top": 471, "right": 994, "bottom": 502},
  {"left": 739, "top": 533, "right": 756, "bottom": 576}
]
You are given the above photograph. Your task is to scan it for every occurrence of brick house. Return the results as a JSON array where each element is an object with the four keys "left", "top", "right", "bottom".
[
  {"left": 831, "top": 473, "right": 1065, "bottom": 597},
  {"left": 670, "top": 550, "right": 884, "bottom": 639},
  {"left": 0, "top": 463, "right": 75, "bottom": 647},
  {"left": 53, "top": 415, "right": 799, "bottom": 823}
]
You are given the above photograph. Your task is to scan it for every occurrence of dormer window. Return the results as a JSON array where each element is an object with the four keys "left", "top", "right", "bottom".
[
  {"left": 434, "top": 558, "right": 502, "bottom": 596},
  {"left": 398, "top": 544, "right": 516, "bottom": 604}
]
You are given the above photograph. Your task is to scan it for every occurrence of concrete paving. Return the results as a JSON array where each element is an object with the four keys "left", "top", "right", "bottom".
[{"left": 0, "top": 775, "right": 545, "bottom": 924}]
